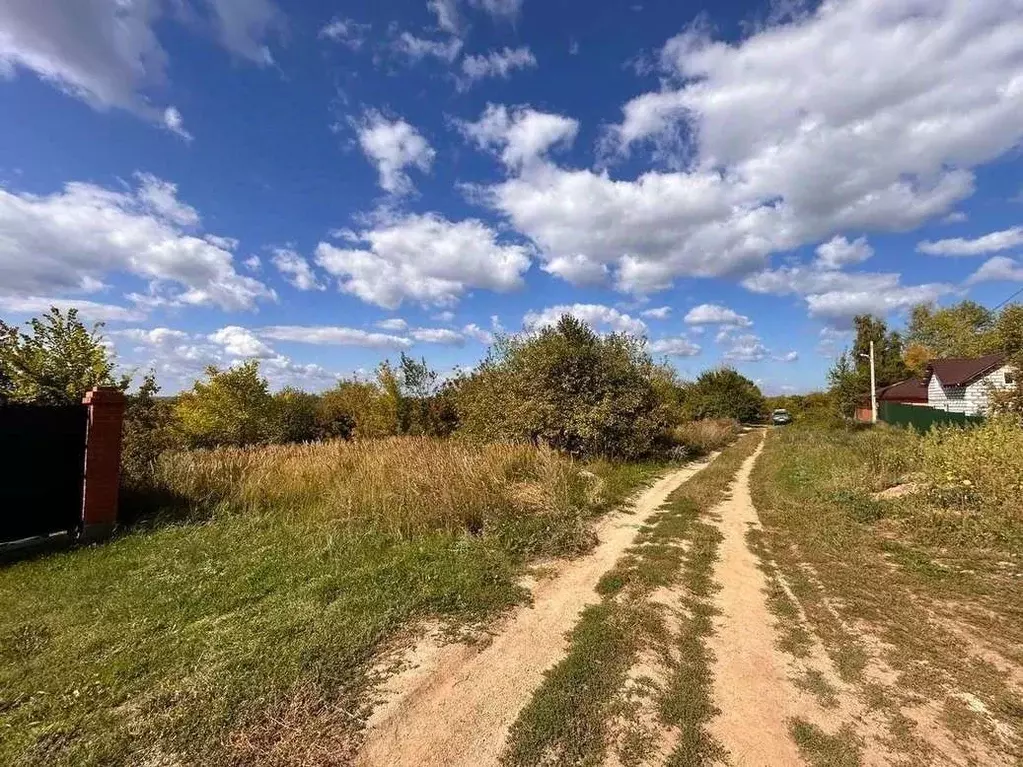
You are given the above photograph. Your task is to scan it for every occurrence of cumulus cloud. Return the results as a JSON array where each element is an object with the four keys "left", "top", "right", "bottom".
[
  {"left": 459, "top": 47, "right": 536, "bottom": 89},
  {"left": 376, "top": 318, "right": 409, "bottom": 332},
  {"left": 917, "top": 227, "right": 1023, "bottom": 257},
  {"left": 459, "top": 104, "right": 579, "bottom": 171},
  {"left": 523, "top": 304, "right": 647, "bottom": 335},
  {"left": 722, "top": 333, "right": 769, "bottom": 362},
  {"left": 356, "top": 112, "right": 435, "bottom": 195},
  {"left": 271, "top": 248, "right": 324, "bottom": 291},
  {"left": 0, "top": 174, "right": 273, "bottom": 311},
  {"left": 774, "top": 351, "right": 799, "bottom": 363},
  {"left": 640, "top": 306, "right": 672, "bottom": 320},
  {"left": 410, "top": 327, "right": 465, "bottom": 345},
  {"left": 648, "top": 337, "right": 701, "bottom": 357},
  {"left": 462, "top": 322, "right": 495, "bottom": 344},
  {"left": 209, "top": 325, "right": 275, "bottom": 358},
  {"left": 478, "top": 0, "right": 1023, "bottom": 298},
  {"left": 814, "top": 236, "right": 873, "bottom": 270},
  {"left": 966, "top": 256, "right": 1023, "bottom": 285},
  {"left": 0, "top": 296, "right": 145, "bottom": 323},
  {"left": 259, "top": 325, "right": 412, "bottom": 349},
  {"left": 683, "top": 303, "right": 752, "bottom": 327},
  {"left": 428, "top": 0, "right": 523, "bottom": 33},
  {"left": 314, "top": 213, "right": 531, "bottom": 309},
  {"left": 0, "top": 0, "right": 279, "bottom": 129}
]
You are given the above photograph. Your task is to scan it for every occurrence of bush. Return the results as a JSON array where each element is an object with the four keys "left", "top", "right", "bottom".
[
  {"left": 268, "top": 387, "right": 320, "bottom": 444},
  {"left": 316, "top": 380, "right": 398, "bottom": 439},
  {"left": 175, "top": 361, "right": 274, "bottom": 448},
  {"left": 454, "top": 315, "right": 673, "bottom": 460},
  {"left": 681, "top": 368, "right": 765, "bottom": 423}
]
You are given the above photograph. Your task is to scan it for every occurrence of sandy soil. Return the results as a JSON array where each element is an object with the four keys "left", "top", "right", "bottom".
[{"left": 354, "top": 457, "right": 717, "bottom": 767}]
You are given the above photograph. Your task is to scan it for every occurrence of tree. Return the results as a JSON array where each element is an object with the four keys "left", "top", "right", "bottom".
[
  {"left": 902, "top": 342, "right": 933, "bottom": 377},
  {"left": 455, "top": 315, "right": 673, "bottom": 459},
  {"left": 120, "top": 372, "right": 181, "bottom": 487},
  {"left": 828, "top": 314, "right": 909, "bottom": 416},
  {"left": 0, "top": 307, "right": 126, "bottom": 404},
  {"left": 906, "top": 301, "right": 997, "bottom": 358},
  {"left": 175, "top": 361, "right": 273, "bottom": 448},
  {"left": 681, "top": 368, "right": 765, "bottom": 423},
  {"left": 268, "top": 387, "right": 320, "bottom": 444},
  {"left": 316, "top": 379, "right": 398, "bottom": 440}
]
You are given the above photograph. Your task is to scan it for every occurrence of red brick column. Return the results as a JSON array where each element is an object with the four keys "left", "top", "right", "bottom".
[{"left": 81, "top": 387, "right": 127, "bottom": 541}]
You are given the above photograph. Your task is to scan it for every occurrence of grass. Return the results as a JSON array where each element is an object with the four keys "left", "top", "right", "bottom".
[
  {"left": 501, "top": 432, "right": 760, "bottom": 767},
  {"left": 0, "top": 437, "right": 666, "bottom": 767},
  {"left": 751, "top": 424, "right": 1023, "bottom": 763},
  {"left": 790, "top": 718, "right": 862, "bottom": 767}
]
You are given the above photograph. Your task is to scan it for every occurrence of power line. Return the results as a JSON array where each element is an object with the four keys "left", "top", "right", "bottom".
[{"left": 993, "top": 285, "right": 1023, "bottom": 311}]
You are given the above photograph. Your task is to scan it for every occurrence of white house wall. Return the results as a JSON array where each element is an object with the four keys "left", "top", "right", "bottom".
[{"left": 928, "top": 366, "right": 1013, "bottom": 416}]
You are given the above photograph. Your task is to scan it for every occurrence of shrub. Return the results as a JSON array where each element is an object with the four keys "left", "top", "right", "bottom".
[
  {"left": 316, "top": 380, "right": 398, "bottom": 439},
  {"left": 681, "top": 368, "right": 765, "bottom": 423},
  {"left": 454, "top": 315, "right": 673, "bottom": 460},
  {"left": 268, "top": 387, "right": 320, "bottom": 444},
  {"left": 175, "top": 361, "right": 273, "bottom": 448}
]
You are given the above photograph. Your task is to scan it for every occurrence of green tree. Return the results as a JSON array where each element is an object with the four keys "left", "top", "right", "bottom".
[
  {"left": 906, "top": 301, "right": 997, "bottom": 358},
  {"left": 120, "top": 372, "right": 181, "bottom": 488},
  {"left": 0, "top": 307, "right": 126, "bottom": 404},
  {"left": 455, "top": 315, "right": 672, "bottom": 459},
  {"left": 316, "top": 379, "right": 398, "bottom": 439},
  {"left": 268, "top": 387, "right": 321, "bottom": 444},
  {"left": 175, "top": 361, "right": 273, "bottom": 448},
  {"left": 681, "top": 368, "right": 765, "bottom": 423},
  {"left": 828, "top": 314, "right": 909, "bottom": 417},
  {"left": 827, "top": 352, "right": 864, "bottom": 417}
]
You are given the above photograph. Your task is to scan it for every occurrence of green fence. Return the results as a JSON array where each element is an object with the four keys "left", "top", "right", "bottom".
[{"left": 878, "top": 401, "right": 984, "bottom": 432}]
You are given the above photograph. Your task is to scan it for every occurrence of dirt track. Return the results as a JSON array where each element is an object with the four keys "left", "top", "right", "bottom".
[{"left": 354, "top": 458, "right": 717, "bottom": 767}]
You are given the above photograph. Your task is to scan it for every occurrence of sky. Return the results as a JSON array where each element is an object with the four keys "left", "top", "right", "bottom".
[{"left": 3, "top": 0, "right": 1023, "bottom": 395}]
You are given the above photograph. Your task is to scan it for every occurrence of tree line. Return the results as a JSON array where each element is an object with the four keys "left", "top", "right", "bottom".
[{"left": 1, "top": 309, "right": 767, "bottom": 479}]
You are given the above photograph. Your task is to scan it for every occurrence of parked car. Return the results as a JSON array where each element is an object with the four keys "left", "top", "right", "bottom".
[{"left": 771, "top": 408, "right": 792, "bottom": 425}]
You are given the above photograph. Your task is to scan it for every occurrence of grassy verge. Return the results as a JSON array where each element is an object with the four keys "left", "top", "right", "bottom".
[
  {"left": 751, "top": 425, "right": 1023, "bottom": 763},
  {"left": 0, "top": 437, "right": 666, "bottom": 767},
  {"left": 501, "top": 432, "right": 761, "bottom": 767}
]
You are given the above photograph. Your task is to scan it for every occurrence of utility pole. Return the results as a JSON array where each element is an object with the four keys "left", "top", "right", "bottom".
[{"left": 860, "top": 340, "right": 878, "bottom": 424}]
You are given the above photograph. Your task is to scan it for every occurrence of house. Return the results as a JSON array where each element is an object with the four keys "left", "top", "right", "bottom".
[
  {"left": 855, "top": 377, "right": 929, "bottom": 422},
  {"left": 925, "top": 354, "right": 1014, "bottom": 416}
]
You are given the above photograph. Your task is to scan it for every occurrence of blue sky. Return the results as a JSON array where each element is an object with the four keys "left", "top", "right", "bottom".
[{"left": 3, "top": 0, "right": 1023, "bottom": 395}]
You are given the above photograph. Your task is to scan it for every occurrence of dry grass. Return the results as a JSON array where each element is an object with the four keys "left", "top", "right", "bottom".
[{"left": 671, "top": 419, "right": 743, "bottom": 459}]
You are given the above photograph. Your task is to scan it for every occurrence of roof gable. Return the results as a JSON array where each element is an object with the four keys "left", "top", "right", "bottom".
[{"left": 926, "top": 354, "right": 1006, "bottom": 387}]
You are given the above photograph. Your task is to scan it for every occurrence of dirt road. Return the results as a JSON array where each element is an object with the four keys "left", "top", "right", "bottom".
[{"left": 355, "top": 457, "right": 718, "bottom": 767}]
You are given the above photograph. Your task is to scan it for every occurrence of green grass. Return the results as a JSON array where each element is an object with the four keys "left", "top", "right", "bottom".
[
  {"left": 501, "top": 432, "right": 761, "bottom": 767},
  {"left": 0, "top": 438, "right": 667, "bottom": 766},
  {"left": 790, "top": 718, "right": 862, "bottom": 767},
  {"left": 751, "top": 425, "right": 1023, "bottom": 763}
]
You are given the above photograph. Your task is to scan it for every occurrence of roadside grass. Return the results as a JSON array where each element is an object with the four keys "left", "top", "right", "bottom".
[
  {"left": 790, "top": 718, "right": 862, "bottom": 767},
  {"left": 0, "top": 437, "right": 666, "bottom": 767},
  {"left": 501, "top": 432, "right": 760, "bottom": 767},
  {"left": 751, "top": 425, "right": 1023, "bottom": 763}
]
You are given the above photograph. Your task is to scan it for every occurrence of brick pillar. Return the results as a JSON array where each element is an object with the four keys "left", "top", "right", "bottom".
[{"left": 81, "top": 387, "right": 127, "bottom": 541}]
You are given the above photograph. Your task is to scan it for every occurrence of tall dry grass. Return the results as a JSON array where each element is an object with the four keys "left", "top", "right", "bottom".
[
  {"left": 670, "top": 419, "right": 743, "bottom": 458},
  {"left": 144, "top": 436, "right": 608, "bottom": 549}
]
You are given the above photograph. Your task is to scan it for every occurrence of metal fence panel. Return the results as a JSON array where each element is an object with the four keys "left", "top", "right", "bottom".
[
  {"left": 878, "top": 401, "right": 984, "bottom": 432},
  {"left": 0, "top": 405, "right": 88, "bottom": 542}
]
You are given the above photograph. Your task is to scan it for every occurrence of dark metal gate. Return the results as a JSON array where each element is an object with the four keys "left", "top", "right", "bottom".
[{"left": 0, "top": 405, "right": 88, "bottom": 542}]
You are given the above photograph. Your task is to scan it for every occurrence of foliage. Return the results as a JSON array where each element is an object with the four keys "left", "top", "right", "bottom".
[
  {"left": 120, "top": 373, "right": 181, "bottom": 491},
  {"left": 765, "top": 392, "right": 841, "bottom": 427},
  {"left": 671, "top": 418, "right": 742, "bottom": 457},
  {"left": 828, "top": 314, "right": 909, "bottom": 416},
  {"left": 454, "top": 315, "right": 673, "bottom": 459},
  {"left": 317, "top": 379, "right": 398, "bottom": 439},
  {"left": 680, "top": 367, "right": 765, "bottom": 423},
  {"left": 906, "top": 301, "right": 997, "bottom": 358},
  {"left": 0, "top": 308, "right": 126, "bottom": 405},
  {"left": 175, "top": 361, "right": 274, "bottom": 448},
  {"left": 267, "top": 387, "right": 320, "bottom": 444}
]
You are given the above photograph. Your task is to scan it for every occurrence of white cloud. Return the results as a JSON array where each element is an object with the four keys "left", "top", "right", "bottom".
[
  {"left": 259, "top": 325, "right": 412, "bottom": 350},
  {"left": 774, "top": 351, "right": 799, "bottom": 363},
  {"left": 314, "top": 213, "right": 531, "bottom": 309},
  {"left": 814, "top": 236, "right": 873, "bottom": 270},
  {"left": 684, "top": 303, "right": 752, "bottom": 327},
  {"left": 541, "top": 255, "right": 609, "bottom": 287},
  {"left": 410, "top": 327, "right": 465, "bottom": 345},
  {"left": 432, "top": 310, "right": 456, "bottom": 323},
  {"left": 114, "top": 327, "right": 192, "bottom": 346},
  {"left": 459, "top": 47, "right": 536, "bottom": 89},
  {"left": 523, "top": 304, "right": 647, "bottom": 335},
  {"left": 428, "top": 0, "right": 461, "bottom": 34},
  {"left": 209, "top": 325, "right": 275, "bottom": 358},
  {"left": 943, "top": 211, "right": 969, "bottom": 224},
  {"left": 805, "top": 284, "right": 951, "bottom": 325},
  {"left": 376, "top": 318, "right": 409, "bottom": 332},
  {"left": 162, "top": 107, "right": 192, "bottom": 141},
  {"left": 966, "top": 256, "right": 1023, "bottom": 285},
  {"left": 271, "top": 248, "right": 324, "bottom": 291},
  {"left": 428, "top": 0, "right": 523, "bottom": 33},
  {"left": 243, "top": 255, "right": 262, "bottom": 272},
  {"left": 481, "top": 0, "right": 1023, "bottom": 297},
  {"left": 0, "top": 296, "right": 145, "bottom": 323},
  {"left": 395, "top": 33, "right": 462, "bottom": 63},
  {"left": 0, "top": 174, "right": 273, "bottom": 311},
  {"left": 459, "top": 104, "right": 579, "bottom": 171},
  {"left": 319, "top": 17, "right": 370, "bottom": 49},
  {"left": 0, "top": 0, "right": 278, "bottom": 128},
  {"left": 356, "top": 111, "right": 435, "bottom": 195},
  {"left": 648, "top": 337, "right": 701, "bottom": 357},
  {"left": 917, "top": 227, "right": 1023, "bottom": 256},
  {"left": 722, "top": 333, "right": 769, "bottom": 362},
  {"left": 462, "top": 322, "right": 495, "bottom": 344},
  {"left": 641, "top": 306, "right": 672, "bottom": 320}
]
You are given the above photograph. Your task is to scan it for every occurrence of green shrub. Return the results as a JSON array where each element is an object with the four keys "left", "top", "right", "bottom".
[
  {"left": 680, "top": 368, "right": 765, "bottom": 423},
  {"left": 454, "top": 315, "right": 673, "bottom": 460},
  {"left": 175, "top": 361, "right": 274, "bottom": 448}
]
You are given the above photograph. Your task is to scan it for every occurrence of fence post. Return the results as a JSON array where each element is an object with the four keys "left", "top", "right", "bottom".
[{"left": 81, "top": 387, "right": 127, "bottom": 541}]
